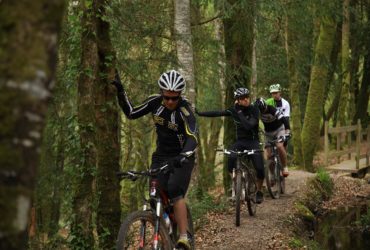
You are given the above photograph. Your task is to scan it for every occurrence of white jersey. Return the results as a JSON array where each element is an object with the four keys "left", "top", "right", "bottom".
[{"left": 266, "top": 97, "right": 290, "bottom": 117}]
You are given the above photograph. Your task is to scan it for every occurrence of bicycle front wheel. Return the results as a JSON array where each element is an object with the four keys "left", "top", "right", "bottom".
[
  {"left": 235, "top": 169, "right": 242, "bottom": 227},
  {"left": 265, "top": 159, "right": 281, "bottom": 199},
  {"left": 245, "top": 168, "right": 257, "bottom": 216},
  {"left": 117, "top": 210, "right": 172, "bottom": 250}
]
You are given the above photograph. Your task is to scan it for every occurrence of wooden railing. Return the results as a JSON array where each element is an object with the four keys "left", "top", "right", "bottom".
[{"left": 324, "top": 119, "right": 370, "bottom": 169}]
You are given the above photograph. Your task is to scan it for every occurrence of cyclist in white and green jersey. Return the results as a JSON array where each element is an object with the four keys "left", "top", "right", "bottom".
[{"left": 265, "top": 84, "right": 290, "bottom": 176}]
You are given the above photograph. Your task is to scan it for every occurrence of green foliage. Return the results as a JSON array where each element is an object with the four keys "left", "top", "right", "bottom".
[
  {"left": 358, "top": 207, "right": 370, "bottom": 227},
  {"left": 294, "top": 202, "right": 315, "bottom": 222},
  {"left": 288, "top": 238, "right": 304, "bottom": 248},
  {"left": 187, "top": 187, "right": 227, "bottom": 227},
  {"left": 298, "top": 168, "right": 333, "bottom": 213}
]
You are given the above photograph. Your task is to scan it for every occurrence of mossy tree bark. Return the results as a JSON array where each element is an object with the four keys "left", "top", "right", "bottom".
[
  {"left": 284, "top": 0, "right": 303, "bottom": 164},
  {"left": 337, "top": 0, "right": 351, "bottom": 125},
  {"left": 353, "top": 2, "right": 370, "bottom": 126},
  {"left": 71, "top": 0, "right": 97, "bottom": 248},
  {"left": 94, "top": 0, "right": 121, "bottom": 248},
  {"left": 222, "top": 0, "right": 255, "bottom": 192},
  {"left": 301, "top": 14, "right": 337, "bottom": 171},
  {"left": 0, "top": 0, "right": 65, "bottom": 249}
]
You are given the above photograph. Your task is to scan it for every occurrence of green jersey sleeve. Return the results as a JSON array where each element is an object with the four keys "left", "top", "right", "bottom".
[{"left": 265, "top": 98, "right": 276, "bottom": 107}]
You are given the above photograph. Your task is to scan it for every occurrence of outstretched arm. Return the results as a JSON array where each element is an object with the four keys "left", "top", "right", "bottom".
[
  {"left": 111, "top": 70, "right": 157, "bottom": 119},
  {"left": 196, "top": 109, "right": 231, "bottom": 117},
  {"left": 117, "top": 92, "right": 159, "bottom": 119}
]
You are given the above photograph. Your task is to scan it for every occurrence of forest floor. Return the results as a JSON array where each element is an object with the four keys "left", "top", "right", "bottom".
[
  {"left": 195, "top": 170, "right": 314, "bottom": 250},
  {"left": 194, "top": 169, "right": 370, "bottom": 250}
]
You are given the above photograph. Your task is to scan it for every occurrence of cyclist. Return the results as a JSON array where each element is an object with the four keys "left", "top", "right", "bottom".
[
  {"left": 111, "top": 69, "right": 197, "bottom": 250},
  {"left": 196, "top": 88, "right": 265, "bottom": 204},
  {"left": 266, "top": 84, "right": 291, "bottom": 172},
  {"left": 254, "top": 97, "right": 290, "bottom": 177}
]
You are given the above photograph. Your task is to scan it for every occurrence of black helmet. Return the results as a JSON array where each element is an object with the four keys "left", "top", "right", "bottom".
[
  {"left": 234, "top": 87, "right": 250, "bottom": 99},
  {"left": 255, "top": 97, "right": 267, "bottom": 111}
]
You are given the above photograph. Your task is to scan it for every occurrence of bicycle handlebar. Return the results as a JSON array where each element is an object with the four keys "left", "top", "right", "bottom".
[
  {"left": 216, "top": 148, "right": 264, "bottom": 156},
  {"left": 116, "top": 163, "right": 170, "bottom": 181},
  {"left": 267, "top": 134, "right": 291, "bottom": 145}
]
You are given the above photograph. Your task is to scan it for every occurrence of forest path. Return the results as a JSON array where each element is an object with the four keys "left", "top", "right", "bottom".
[{"left": 195, "top": 170, "right": 315, "bottom": 250}]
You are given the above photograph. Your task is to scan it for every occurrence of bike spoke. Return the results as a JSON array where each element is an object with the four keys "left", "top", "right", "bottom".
[{"left": 119, "top": 218, "right": 163, "bottom": 250}]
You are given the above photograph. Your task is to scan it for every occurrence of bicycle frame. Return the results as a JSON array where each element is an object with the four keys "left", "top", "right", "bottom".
[
  {"left": 264, "top": 135, "right": 290, "bottom": 197},
  {"left": 146, "top": 178, "right": 176, "bottom": 249},
  {"left": 217, "top": 148, "right": 262, "bottom": 226},
  {"left": 118, "top": 165, "right": 174, "bottom": 250}
]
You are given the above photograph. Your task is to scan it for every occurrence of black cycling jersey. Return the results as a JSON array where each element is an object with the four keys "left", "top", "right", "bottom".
[
  {"left": 260, "top": 105, "right": 290, "bottom": 132},
  {"left": 117, "top": 91, "right": 198, "bottom": 156},
  {"left": 197, "top": 104, "right": 259, "bottom": 140}
]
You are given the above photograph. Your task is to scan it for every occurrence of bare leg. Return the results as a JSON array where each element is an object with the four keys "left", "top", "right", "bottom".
[
  {"left": 173, "top": 198, "right": 187, "bottom": 235},
  {"left": 277, "top": 143, "right": 287, "bottom": 167}
]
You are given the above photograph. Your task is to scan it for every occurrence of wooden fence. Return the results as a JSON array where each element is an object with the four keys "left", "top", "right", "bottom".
[{"left": 324, "top": 119, "right": 370, "bottom": 169}]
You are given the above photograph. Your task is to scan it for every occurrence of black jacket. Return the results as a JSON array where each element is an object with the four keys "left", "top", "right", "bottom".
[
  {"left": 117, "top": 91, "right": 198, "bottom": 156},
  {"left": 197, "top": 104, "right": 260, "bottom": 141}
]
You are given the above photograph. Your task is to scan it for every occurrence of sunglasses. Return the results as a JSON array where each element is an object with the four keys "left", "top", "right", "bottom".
[
  {"left": 237, "top": 96, "right": 249, "bottom": 101},
  {"left": 162, "top": 95, "right": 180, "bottom": 101}
]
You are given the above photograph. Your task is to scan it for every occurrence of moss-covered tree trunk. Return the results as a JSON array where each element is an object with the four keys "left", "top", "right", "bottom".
[
  {"left": 284, "top": 0, "right": 303, "bottom": 164},
  {"left": 222, "top": 0, "right": 255, "bottom": 192},
  {"left": 0, "top": 1, "right": 65, "bottom": 249},
  {"left": 94, "top": 0, "right": 121, "bottom": 248},
  {"left": 301, "top": 15, "right": 337, "bottom": 171},
  {"left": 353, "top": 2, "right": 370, "bottom": 126},
  {"left": 337, "top": 0, "right": 351, "bottom": 125},
  {"left": 71, "top": 0, "right": 97, "bottom": 248}
]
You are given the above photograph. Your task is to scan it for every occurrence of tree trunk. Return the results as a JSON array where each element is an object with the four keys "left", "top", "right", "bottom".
[
  {"left": 0, "top": 1, "right": 65, "bottom": 249},
  {"left": 338, "top": 0, "right": 351, "bottom": 125},
  {"left": 301, "top": 15, "right": 337, "bottom": 171},
  {"left": 353, "top": 2, "right": 370, "bottom": 125},
  {"left": 174, "top": 0, "right": 196, "bottom": 104},
  {"left": 284, "top": 1, "right": 303, "bottom": 164},
  {"left": 71, "top": 0, "right": 97, "bottom": 247},
  {"left": 94, "top": 1, "right": 121, "bottom": 248},
  {"left": 222, "top": 0, "right": 255, "bottom": 192}
]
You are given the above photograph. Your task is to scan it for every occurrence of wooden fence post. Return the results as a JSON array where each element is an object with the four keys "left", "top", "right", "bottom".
[
  {"left": 356, "top": 119, "right": 361, "bottom": 169},
  {"left": 347, "top": 128, "right": 352, "bottom": 160},
  {"left": 337, "top": 121, "right": 341, "bottom": 163},
  {"left": 324, "top": 121, "right": 329, "bottom": 167},
  {"left": 367, "top": 123, "right": 370, "bottom": 167}
]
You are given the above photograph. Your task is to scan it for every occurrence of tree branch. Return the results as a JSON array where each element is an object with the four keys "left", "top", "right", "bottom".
[{"left": 191, "top": 14, "right": 222, "bottom": 26}]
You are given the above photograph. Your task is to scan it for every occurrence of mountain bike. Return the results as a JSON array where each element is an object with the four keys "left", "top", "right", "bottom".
[
  {"left": 217, "top": 148, "right": 263, "bottom": 227},
  {"left": 116, "top": 164, "right": 195, "bottom": 250},
  {"left": 265, "top": 135, "right": 290, "bottom": 199}
]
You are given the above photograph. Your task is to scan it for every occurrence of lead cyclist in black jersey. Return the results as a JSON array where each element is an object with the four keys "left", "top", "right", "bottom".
[{"left": 111, "top": 69, "right": 198, "bottom": 250}]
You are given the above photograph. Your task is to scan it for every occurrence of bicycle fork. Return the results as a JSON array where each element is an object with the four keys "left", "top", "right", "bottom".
[
  {"left": 139, "top": 204, "right": 148, "bottom": 249},
  {"left": 232, "top": 168, "right": 236, "bottom": 197}
]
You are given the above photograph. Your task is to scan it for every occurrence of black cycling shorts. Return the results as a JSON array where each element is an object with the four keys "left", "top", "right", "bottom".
[{"left": 151, "top": 153, "right": 195, "bottom": 203}]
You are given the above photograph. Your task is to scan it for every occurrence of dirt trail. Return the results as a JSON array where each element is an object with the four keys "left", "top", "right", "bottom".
[{"left": 195, "top": 170, "right": 315, "bottom": 250}]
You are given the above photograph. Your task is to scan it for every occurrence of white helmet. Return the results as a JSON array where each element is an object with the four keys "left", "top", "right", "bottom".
[
  {"left": 158, "top": 70, "right": 186, "bottom": 92},
  {"left": 234, "top": 87, "right": 250, "bottom": 99},
  {"left": 269, "top": 84, "right": 281, "bottom": 93}
]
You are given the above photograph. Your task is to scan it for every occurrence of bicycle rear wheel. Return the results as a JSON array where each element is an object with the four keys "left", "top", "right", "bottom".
[
  {"left": 265, "top": 159, "right": 281, "bottom": 199},
  {"left": 235, "top": 169, "right": 242, "bottom": 227},
  {"left": 279, "top": 164, "right": 286, "bottom": 194},
  {"left": 245, "top": 167, "right": 257, "bottom": 216},
  {"left": 117, "top": 210, "right": 172, "bottom": 250}
]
